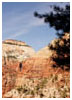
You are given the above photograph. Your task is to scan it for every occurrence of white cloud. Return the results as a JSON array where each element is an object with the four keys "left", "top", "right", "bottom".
[
  {"left": 3, "top": 10, "right": 46, "bottom": 39},
  {"left": 3, "top": 2, "right": 55, "bottom": 39},
  {"left": 7, "top": 29, "right": 28, "bottom": 39},
  {"left": 3, "top": 2, "right": 68, "bottom": 39}
]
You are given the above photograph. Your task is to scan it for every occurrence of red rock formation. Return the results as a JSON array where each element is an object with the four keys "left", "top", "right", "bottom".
[
  {"left": 17, "top": 57, "right": 68, "bottom": 78},
  {"left": 2, "top": 65, "right": 17, "bottom": 97},
  {"left": 2, "top": 35, "right": 70, "bottom": 98}
]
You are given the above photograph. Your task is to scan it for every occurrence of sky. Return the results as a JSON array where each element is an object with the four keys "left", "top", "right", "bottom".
[{"left": 2, "top": 2, "right": 69, "bottom": 51}]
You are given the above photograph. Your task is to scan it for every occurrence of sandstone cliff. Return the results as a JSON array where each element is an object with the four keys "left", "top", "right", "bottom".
[
  {"left": 2, "top": 33, "right": 70, "bottom": 98},
  {"left": 2, "top": 39, "right": 35, "bottom": 65}
]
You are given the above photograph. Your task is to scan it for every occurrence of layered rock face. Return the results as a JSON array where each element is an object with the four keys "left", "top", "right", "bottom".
[
  {"left": 2, "top": 65, "right": 17, "bottom": 96},
  {"left": 2, "top": 34, "right": 70, "bottom": 98},
  {"left": 2, "top": 39, "right": 35, "bottom": 96},
  {"left": 2, "top": 39, "right": 35, "bottom": 65}
]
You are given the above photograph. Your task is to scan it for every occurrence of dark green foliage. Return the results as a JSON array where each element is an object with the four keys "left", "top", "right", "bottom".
[
  {"left": 49, "top": 33, "right": 70, "bottom": 70},
  {"left": 34, "top": 4, "right": 70, "bottom": 36},
  {"left": 34, "top": 4, "right": 70, "bottom": 70}
]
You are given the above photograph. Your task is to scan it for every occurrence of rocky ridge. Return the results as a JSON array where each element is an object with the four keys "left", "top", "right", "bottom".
[
  {"left": 2, "top": 39, "right": 35, "bottom": 65},
  {"left": 2, "top": 34, "right": 70, "bottom": 98}
]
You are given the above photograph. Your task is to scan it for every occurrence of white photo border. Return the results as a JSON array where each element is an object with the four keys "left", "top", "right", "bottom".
[{"left": 0, "top": 0, "right": 71, "bottom": 99}]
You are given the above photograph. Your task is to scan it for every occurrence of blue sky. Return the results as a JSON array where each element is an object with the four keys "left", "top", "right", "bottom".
[{"left": 2, "top": 2, "right": 69, "bottom": 51}]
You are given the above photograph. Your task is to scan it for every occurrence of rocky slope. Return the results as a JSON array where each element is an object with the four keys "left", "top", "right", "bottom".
[
  {"left": 2, "top": 58, "right": 70, "bottom": 98},
  {"left": 2, "top": 39, "right": 35, "bottom": 96},
  {"left": 4, "top": 73, "right": 70, "bottom": 98},
  {"left": 2, "top": 65, "right": 17, "bottom": 96},
  {"left": 2, "top": 34, "right": 70, "bottom": 98}
]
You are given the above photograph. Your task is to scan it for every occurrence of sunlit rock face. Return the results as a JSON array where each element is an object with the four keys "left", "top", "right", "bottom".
[
  {"left": 33, "top": 46, "right": 54, "bottom": 58},
  {"left": 2, "top": 39, "right": 35, "bottom": 65},
  {"left": 2, "top": 39, "right": 36, "bottom": 97},
  {"left": 2, "top": 33, "right": 70, "bottom": 98}
]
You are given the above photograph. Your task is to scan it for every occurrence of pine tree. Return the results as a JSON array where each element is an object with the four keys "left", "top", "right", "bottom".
[{"left": 34, "top": 4, "right": 70, "bottom": 70}]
